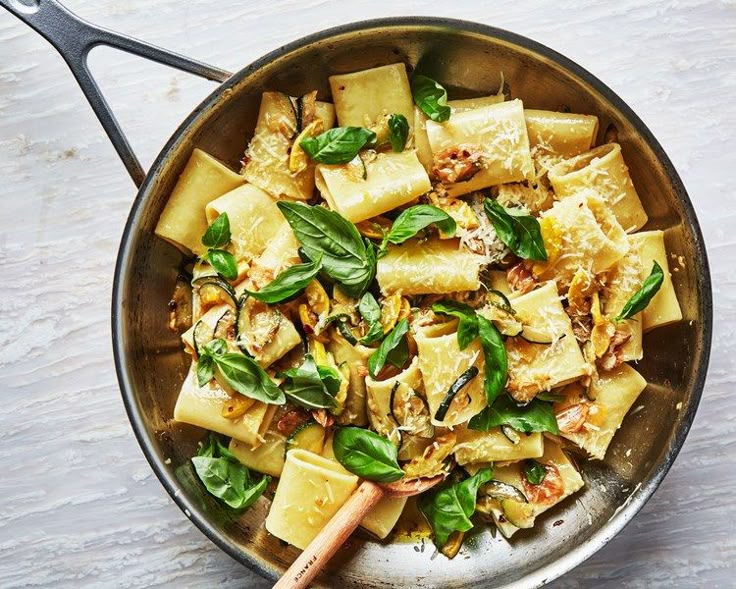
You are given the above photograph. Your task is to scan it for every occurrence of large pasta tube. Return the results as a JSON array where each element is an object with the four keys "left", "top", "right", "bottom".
[
  {"left": 534, "top": 191, "right": 629, "bottom": 290},
  {"left": 376, "top": 238, "right": 483, "bottom": 296},
  {"left": 229, "top": 429, "right": 286, "bottom": 477},
  {"left": 316, "top": 150, "right": 431, "bottom": 223},
  {"left": 173, "top": 362, "right": 276, "bottom": 446},
  {"left": 155, "top": 148, "right": 244, "bottom": 255},
  {"left": 426, "top": 99, "right": 534, "bottom": 196},
  {"left": 265, "top": 449, "right": 359, "bottom": 549},
  {"left": 453, "top": 427, "right": 544, "bottom": 465},
  {"left": 329, "top": 63, "right": 414, "bottom": 130},
  {"left": 205, "top": 184, "right": 283, "bottom": 263},
  {"left": 524, "top": 109, "right": 599, "bottom": 158},
  {"left": 415, "top": 325, "right": 486, "bottom": 427},
  {"left": 242, "top": 92, "right": 335, "bottom": 201},
  {"left": 489, "top": 281, "right": 587, "bottom": 403},
  {"left": 562, "top": 363, "right": 647, "bottom": 460},
  {"left": 548, "top": 143, "right": 648, "bottom": 232},
  {"left": 629, "top": 230, "right": 682, "bottom": 331},
  {"left": 365, "top": 356, "right": 423, "bottom": 442}
]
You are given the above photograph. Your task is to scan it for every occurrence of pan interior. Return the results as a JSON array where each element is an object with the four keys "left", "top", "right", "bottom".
[{"left": 113, "top": 20, "right": 710, "bottom": 589}]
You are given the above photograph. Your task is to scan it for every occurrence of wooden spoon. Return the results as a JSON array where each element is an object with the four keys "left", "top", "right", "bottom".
[{"left": 273, "top": 475, "right": 444, "bottom": 589}]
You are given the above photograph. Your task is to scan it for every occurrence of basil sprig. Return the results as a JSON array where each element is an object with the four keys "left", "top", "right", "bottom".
[
  {"left": 201, "top": 213, "right": 239, "bottom": 280},
  {"left": 277, "top": 202, "right": 376, "bottom": 298},
  {"left": 367, "top": 318, "right": 410, "bottom": 378},
  {"left": 278, "top": 354, "right": 339, "bottom": 410},
  {"left": 412, "top": 75, "right": 451, "bottom": 122},
  {"left": 300, "top": 126, "right": 376, "bottom": 164},
  {"left": 418, "top": 467, "right": 493, "bottom": 551},
  {"left": 379, "top": 205, "right": 456, "bottom": 254},
  {"left": 388, "top": 113, "right": 409, "bottom": 152},
  {"left": 432, "top": 302, "right": 507, "bottom": 406},
  {"left": 243, "top": 258, "right": 322, "bottom": 304},
  {"left": 197, "top": 338, "right": 285, "bottom": 405},
  {"left": 469, "top": 395, "right": 559, "bottom": 434},
  {"left": 616, "top": 261, "right": 664, "bottom": 321},
  {"left": 484, "top": 199, "right": 547, "bottom": 261},
  {"left": 191, "top": 433, "right": 270, "bottom": 510},
  {"left": 523, "top": 459, "right": 547, "bottom": 485},
  {"left": 332, "top": 426, "right": 404, "bottom": 482},
  {"left": 358, "top": 292, "right": 384, "bottom": 345}
]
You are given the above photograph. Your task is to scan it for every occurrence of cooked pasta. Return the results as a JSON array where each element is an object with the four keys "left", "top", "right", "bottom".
[{"left": 158, "top": 63, "right": 683, "bottom": 560}]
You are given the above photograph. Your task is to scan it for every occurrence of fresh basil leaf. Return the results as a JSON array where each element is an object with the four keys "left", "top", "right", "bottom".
[
  {"left": 523, "top": 459, "right": 547, "bottom": 485},
  {"left": 484, "top": 199, "right": 547, "bottom": 261},
  {"left": 213, "top": 352, "right": 285, "bottom": 405},
  {"left": 431, "top": 300, "right": 479, "bottom": 350},
  {"left": 277, "top": 202, "right": 375, "bottom": 298},
  {"left": 202, "top": 212, "right": 231, "bottom": 249},
  {"left": 333, "top": 426, "right": 404, "bottom": 482},
  {"left": 358, "top": 292, "right": 383, "bottom": 344},
  {"left": 300, "top": 126, "right": 376, "bottom": 164},
  {"left": 616, "top": 261, "right": 664, "bottom": 321},
  {"left": 477, "top": 315, "right": 507, "bottom": 406},
  {"left": 207, "top": 249, "right": 238, "bottom": 281},
  {"left": 197, "top": 354, "right": 215, "bottom": 387},
  {"left": 412, "top": 75, "right": 451, "bottom": 122},
  {"left": 418, "top": 467, "right": 493, "bottom": 550},
  {"left": 388, "top": 113, "right": 409, "bottom": 152},
  {"left": 317, "top": 365, "right": 343, "bottom": 397},
  {"left": 243, "top": 258, "right": 322, "bottom": 303},
  {"left": 383, "top": 205, "right": 457, "bottom": 250},
  {"left": 368, "top": 318, "right": 410, "bottom": 378},
  {"left": 279, "top": 354, "right": 337, "bottom": 409},
  {"left": 469, "top": 395, "right": 559, "bottom": 434},
  {"left": 192, "top": 433, "right": 270, "bottom": 510},
  {"left": 203, "top": 337, "right": 228, "bottom": 357}
]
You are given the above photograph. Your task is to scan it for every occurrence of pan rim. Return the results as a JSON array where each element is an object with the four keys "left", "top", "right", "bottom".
[{"left": 111, "top": 16, "right": 712, "bottom": 588}]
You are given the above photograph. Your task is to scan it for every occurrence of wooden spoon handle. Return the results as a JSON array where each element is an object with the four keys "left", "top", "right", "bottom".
[{"left": 273, "top": 480, "right": 385, "bottom": 589}]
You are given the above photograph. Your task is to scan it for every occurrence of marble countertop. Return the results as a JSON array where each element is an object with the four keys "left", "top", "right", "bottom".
[{"left": 1, "top": 1, "right": 734, "bottom": 587}]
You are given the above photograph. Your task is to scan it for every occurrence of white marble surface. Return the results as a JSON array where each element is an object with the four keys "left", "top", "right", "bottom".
[{"left": 1, "top": 1, "right": 734, "bottom": 587}]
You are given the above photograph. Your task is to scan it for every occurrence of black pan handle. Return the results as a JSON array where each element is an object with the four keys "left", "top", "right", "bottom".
[{"left": 0, "top": 0, "right": 232, "bottom": 187}]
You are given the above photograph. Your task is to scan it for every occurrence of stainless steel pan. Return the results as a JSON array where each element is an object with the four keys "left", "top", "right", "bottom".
[{"left": 2, "top": 1, "right": 712, "bottom": 587}]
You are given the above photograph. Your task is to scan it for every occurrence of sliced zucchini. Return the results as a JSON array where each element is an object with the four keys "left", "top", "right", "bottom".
[
  {"left": 500, "top": 499, "right": 535, "bottom": 529},
  {"left": 390, "top": 384, "right": 434, "bottom": 439},
  {"left": 481, "top": 480, "right": 528, "bottom": 503},
  {"left": 440, "top": 530, "right": 465, "bottom": 559},
  {"left": 285, "top": 420, "right": 326, "bottom": 457},
  {"left": 501, "top": 424, "right": 522, "bottom": 445},
  {"left": 168, "top": 275, "right": 193, "bottom": 333},
  {"left": 487, "top": 289, "right": 515, "bottom": 314},
  {"left": 434, "top": 366, "right": 479, "bottom": 422},
  {"left": 236, "top": 295, "right": 283, "bottom": 356},
  {"left": 214, "top": 308, "right": 237, "bottom": 341},
  {"left": 397, "top": 434, "right": 433, "bottom": 462},
  {"left": 193, "top": 308, "right": 230, "bottom": 357},
  {"left": 193, "top": 275, "right": 237, "bottom": 310},
  {"left": 518, "top": 325, "right": 557, "bottom": 345}
]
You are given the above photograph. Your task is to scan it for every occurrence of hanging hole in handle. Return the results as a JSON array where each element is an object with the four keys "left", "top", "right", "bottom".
[{"left": 10, "top": 0, "right": 40, "bottom": 13}]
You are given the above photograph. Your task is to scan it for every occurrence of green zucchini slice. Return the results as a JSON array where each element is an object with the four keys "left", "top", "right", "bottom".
[
  {"left": 434, "top": 366, "right": 479, "bottom": 421},
  {"left": 193, "top": 275, "right": 237, "bottom": 310},
  {"left": 284, "top": 420, "right": 326, "bottom": 457}
]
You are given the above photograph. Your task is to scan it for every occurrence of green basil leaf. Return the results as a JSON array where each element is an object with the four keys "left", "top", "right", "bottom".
[
  {"left": 523, "top": 459, "right": 547, "bottom": 485},
  {"left": 384, "top": 205, "right": 457, "bottom": 249},
  {"left": 388, "top": 113, "right": 409, "bottom": 152},
  {"left": 431, "top": 300, "right": 479, "bottom": 350},
  {"left": 202, "top": 212, "right": 231, "bottom": 249},
  {"left": 279, "top": 354, "right": 337, "bottom": 409},
  {"left": 196, "top": 432, "right": 218, "bottom": 458},
  {"left": 358, "top": 292, "right": 384, "bottom": 344},
  {"left": 197, "top": 354, "right": 215, "bottom": 387},
  {"left": 207, "top": 249, "right": 239, "bottom": 281},
  {"left": 418, "top": 467, "right": 493, "bottom": 550},
  {"left": 477, "top": 315, "right": 507, "bottom": 406},
  {"left": 203, "top": 337, "right": 228, "bottom": 357},
  {"left": 213, "top": 352, "right": 285, "bottom": 405},
  {"left": 317, "top": 365, "right": 343, "bottom": 397},
  {"left": 333, "top": 426, "right": 404, "bottom": 482},
  {"left": 412, "top": 75, "right": 451, "bottom": 122},
  {"left": 300, "top": 126, "right": 376, "bottom": 164},
  {"left": 469, "top": 395, "right": 559, "bottom": 434},
  {"left": 368, "top": 318, "right": 410, "bottom": 378},
  {"left": 243, "top": 258, "right": 322, "bottom": 303},
  {"left": 616, "top": 261, "right": 664, "bottom": 321},
  {"left": 277, "top": 202, "right": 375, "bottom": 297},
  {"left": 484, "top": 199, "right": 547, "bottom": 261}
]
